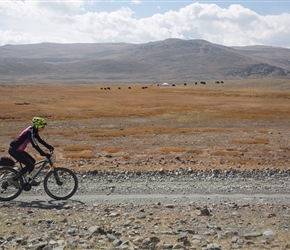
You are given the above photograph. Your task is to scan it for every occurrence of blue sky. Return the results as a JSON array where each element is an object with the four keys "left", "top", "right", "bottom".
[
  {"left": 86, "top": 1, "right": 290, "bottom": 17},
  {"left": 0, "top": 1, "right": 290, "bottom": 47}
]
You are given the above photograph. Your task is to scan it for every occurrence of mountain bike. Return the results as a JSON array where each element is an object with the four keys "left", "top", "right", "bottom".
[{"left": 0, "top": 151, "right": 78, "bottom": 201}]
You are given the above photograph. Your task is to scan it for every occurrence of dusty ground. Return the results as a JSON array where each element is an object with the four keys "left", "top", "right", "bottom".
[
  {"left": 1, "top": 79, "right": 290, "bottom": 249},
  {"left": 1, "top": 201, "right": 290, "bottom": 250}
]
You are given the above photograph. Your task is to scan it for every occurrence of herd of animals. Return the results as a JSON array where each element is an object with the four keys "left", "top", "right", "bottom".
[{"left": 100, "top": 80, "right": 225, "bottom": 90}]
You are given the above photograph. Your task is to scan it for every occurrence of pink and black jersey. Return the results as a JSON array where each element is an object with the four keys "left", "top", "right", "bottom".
[{"left": 10, "top": 126, "right": 50, "bottom": 155}]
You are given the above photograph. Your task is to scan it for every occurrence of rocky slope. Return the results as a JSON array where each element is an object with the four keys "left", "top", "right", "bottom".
[{"left": 0, "top": 39, "right": 289, "bottom": 84}]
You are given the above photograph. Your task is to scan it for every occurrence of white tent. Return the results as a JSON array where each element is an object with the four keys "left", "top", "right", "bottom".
[{"left": 162, "top": 82, "right": 169, "bottom": 86}]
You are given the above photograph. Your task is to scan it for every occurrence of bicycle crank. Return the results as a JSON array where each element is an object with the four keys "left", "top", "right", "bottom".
[{"left": 22, "top": 183, "right": 32, "bottom": 191}]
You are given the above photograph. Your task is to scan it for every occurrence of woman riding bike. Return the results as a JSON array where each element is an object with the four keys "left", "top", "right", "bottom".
[{"left": 8, "top": 117, "right": 54, "bottom": 188}]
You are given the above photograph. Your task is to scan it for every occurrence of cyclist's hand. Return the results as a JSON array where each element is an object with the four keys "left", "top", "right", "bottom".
[
  {"left": 45, "top": 153, "right": 51, "bottom": 159},
  {"left": 40, "top": 151, "right": 51, "bottom": 158},
  {"left": 48, "top": 145, "right": 54, "bottom": 152},
  {"left": 40, "top": 151, "right": 47, "bottom": 157}
]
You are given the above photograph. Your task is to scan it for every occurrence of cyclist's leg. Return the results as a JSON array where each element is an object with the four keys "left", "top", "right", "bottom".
[
  {"left": 23, "top": 151, "right": 40, "bottom": 186},
  {"left": 18, "top": 151, "right": 40, "bottom": 186},
  {"left": 8, "top": 148, "right": 34, "bottom": 180},
  {"left": 22, "top": 151, "right": 36, "bottom": 174}
]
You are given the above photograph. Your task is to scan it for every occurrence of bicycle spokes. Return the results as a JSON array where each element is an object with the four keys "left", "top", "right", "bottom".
[
  {"left": 0, "top": 167, "right": 23, "bottom": 201},
  {"left": 43, "top": 167, "right": 78, "bottom": 200},
  {"left": 1, "top": 181, "right": 8, "bottom": 190}
]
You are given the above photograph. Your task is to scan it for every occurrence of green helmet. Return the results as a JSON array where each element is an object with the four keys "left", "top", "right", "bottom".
[{"left": 32, "top": 117, "right": 47, "bottom": 128}]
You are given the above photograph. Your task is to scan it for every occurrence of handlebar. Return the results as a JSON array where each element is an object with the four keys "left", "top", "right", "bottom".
[{"left": 45, "top": 150, "right": 54, "bottom": 160}]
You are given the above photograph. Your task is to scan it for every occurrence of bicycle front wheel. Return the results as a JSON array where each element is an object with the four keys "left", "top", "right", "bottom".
[
  {"left": 0, "top": 167, "right": 23, "bottom": 201},
  {"left": 43, "top": 167, "right": 78, "bottom": 200}
]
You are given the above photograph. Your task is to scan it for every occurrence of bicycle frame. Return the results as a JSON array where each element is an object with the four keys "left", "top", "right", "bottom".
[
  {"left": 20, "top": 156, "right": 54, "bottom": 183},
  {"left": 0, "top": 150, "right": 78, "bottom": 201}
]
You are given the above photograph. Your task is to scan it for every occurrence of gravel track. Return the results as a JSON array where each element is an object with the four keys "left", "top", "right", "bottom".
[{"left": 8, "top": 168, "right": 290, "bottom": 205}]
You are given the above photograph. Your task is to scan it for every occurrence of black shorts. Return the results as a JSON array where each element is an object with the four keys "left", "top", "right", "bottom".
[{"left": 8, "top": 147, "right": 36, "bottom": 172}]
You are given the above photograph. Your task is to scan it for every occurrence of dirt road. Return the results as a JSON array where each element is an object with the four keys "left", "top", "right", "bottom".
[{"left": 7, "top": 169, "right": 290, "bottom": 206}]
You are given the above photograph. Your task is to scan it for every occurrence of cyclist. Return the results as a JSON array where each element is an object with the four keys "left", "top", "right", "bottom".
[{"left": 8, "top": 117, "right": 54, "bottom": 188}]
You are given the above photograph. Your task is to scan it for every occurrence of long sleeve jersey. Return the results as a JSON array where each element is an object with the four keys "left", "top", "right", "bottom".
[{"left": 10, "top": 126, "right": 51, "bottom": 155}]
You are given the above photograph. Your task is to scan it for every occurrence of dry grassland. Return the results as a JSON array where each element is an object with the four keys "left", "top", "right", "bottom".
[{"left": 1, "top": 78, "right": 290, "bottom": 171}]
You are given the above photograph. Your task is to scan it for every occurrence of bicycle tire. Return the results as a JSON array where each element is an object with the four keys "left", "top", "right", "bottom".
[
  {"left": 43, "top": 167, "right": 78, "bottom": 200},
  {"left": 0, "top": 167, "right": 23, "bottom": 201}
]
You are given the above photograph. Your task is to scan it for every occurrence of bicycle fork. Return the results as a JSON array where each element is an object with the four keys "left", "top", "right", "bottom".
[{"left": 52, "top": 167, "right": 63, "bottom": 186}]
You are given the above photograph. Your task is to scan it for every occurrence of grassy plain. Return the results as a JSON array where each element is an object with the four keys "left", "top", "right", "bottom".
[
  {"left": 0, "top": 78, "right": 290, "bottom": 171},
  {"left": 1, "top": 79, "right": 290, "bottom": 250}
]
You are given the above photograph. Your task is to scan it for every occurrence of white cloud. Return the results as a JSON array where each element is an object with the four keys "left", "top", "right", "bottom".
[
  {"left": 130, "top": 0, "right": 141, "bottom": 4},
  {"left": 0, "top": 1, "right": 289, "bottom": 47},
  {"left": 36, "top": 0, "right": 85, "bottom": 14}
]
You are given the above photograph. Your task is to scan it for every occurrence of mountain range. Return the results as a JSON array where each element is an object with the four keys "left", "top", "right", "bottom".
[{"left": 0, "top": 39, "right": 289, "bottom": 84}]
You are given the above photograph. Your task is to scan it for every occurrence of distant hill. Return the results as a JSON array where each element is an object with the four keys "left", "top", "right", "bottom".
[{"left": 0, "top": 39, "right": 289, "bottom": 84}]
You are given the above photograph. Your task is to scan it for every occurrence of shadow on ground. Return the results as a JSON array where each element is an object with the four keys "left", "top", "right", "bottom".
[{"left": 1, "top": 199, "right": 85, "bottom": 209}]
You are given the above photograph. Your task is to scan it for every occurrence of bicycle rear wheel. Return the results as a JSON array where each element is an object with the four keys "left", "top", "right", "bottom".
[
  {"left": 43, "top": 167, "right": 78, "bottom": 200},
  {"left": 0, "top": 167, "right": 23, "bottom": 201}
]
